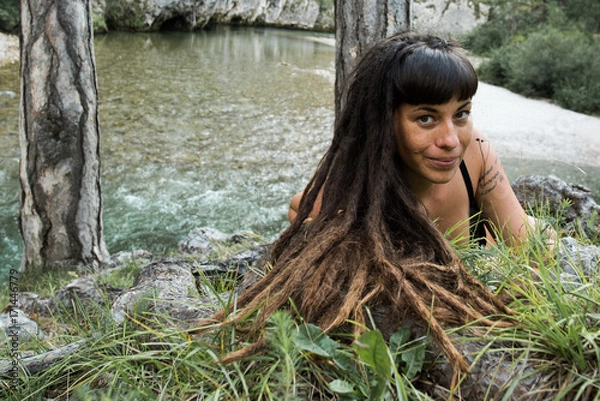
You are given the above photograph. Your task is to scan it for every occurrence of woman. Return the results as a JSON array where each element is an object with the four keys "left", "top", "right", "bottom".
[
  {"left": 289, "top": 35, "right": 538, "bottom": 247},
  {"left": 206, "top": 31, "right": 531, "bottom": 373}
]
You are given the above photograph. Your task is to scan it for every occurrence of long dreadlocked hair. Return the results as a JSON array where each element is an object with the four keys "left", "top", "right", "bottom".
[{"left": 200, "top": 31, "right": 513, "bottom": 372}]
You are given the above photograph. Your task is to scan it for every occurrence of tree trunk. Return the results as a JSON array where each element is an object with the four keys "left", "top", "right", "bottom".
[
  {"left": 334, "top": 0, "right": 411, "bottom": 117},
  {"left": 19, "top": 0, "right": 109, "bottom": 271}
]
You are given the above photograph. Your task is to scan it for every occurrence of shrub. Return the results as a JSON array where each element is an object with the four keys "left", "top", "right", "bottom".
[
  {"left": 462, "top": 15, "right": 508, "bottom": 54},
  {"left": 477, "top": 27, "right": 600, "bottom": 114}
]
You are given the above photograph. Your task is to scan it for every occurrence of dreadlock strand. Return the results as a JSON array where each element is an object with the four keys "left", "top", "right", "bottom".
[{"left": 402, "top": 277, "right": 470, "bottom": 372}]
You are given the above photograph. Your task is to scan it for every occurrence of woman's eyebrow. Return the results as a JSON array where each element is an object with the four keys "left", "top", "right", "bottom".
[
  {"left": 411, "top": 105, "right": 438, "bottom": 113},
  {"left": 410, "top": 100, "right": 472, "bottom": 113}
]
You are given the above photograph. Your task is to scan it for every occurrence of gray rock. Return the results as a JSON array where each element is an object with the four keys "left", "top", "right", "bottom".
[
  {"left": 178, "top": 227, "right": 263, "bottom": 258},
  {"left": 0, "top": 308, "right": 45, "bottom": 343},
  {"left": 53, "top": 277, "right": 123, "bottom": 312},
  {"left": 110, "top": 249, "right": 154, "bottom": 266},
  {"left": 103, "top": 0, "right": 334, "bottom": 32},
  {"left": 557, "top": 236, "right": 599, "bottom": 279},
  {"left": 513, "top": 175, "right": 600, "bottom": 223},
  {"left": 421, "top": 335, "right": 557, "bottom": 400},
  {"left": 193, "top": 245, "right": 268, "bottom": 277},
  {"left": 17, "top": 292, "right": 55, "bottom": 318},
  {"left": 17, "top": 277, "right": 123, "bottom": 318},
  {"left": 111, "top": 260, "right": 217, "bottom": 327},
  {"left": 0, "top": 339, "right": 87, "bottom": 378},
  {"left": 413, "top": 0, "right": 489, "bottom": 36},
  {"left": 513, "top": 175, "right": 600, "bottom": 238},
  {"left": 370, "top": 310, "right": 556, "bottom": 400},
  {"left": 97, "top": 0, "right": 487, "bottom": 35},
  {"left": 0, "top": 90, "right": 17, "bottom": 98}
]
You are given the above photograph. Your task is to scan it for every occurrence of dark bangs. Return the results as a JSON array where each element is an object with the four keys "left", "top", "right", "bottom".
[{"left": 392, "top": 45, "right": 478, "bottom": 106}]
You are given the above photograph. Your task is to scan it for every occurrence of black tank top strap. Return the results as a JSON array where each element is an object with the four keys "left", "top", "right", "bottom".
[{"left": 459, "top": 161, "right": 487, "bottom": 246}]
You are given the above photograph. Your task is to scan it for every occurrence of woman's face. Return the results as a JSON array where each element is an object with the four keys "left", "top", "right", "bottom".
[{"left": 393, "top": 97, "right": 473, "bottom": 191}]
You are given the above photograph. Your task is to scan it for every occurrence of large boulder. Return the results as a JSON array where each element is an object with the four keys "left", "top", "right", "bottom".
[{"left": 512, "top": 175, "right": 600, "bottom": 238}]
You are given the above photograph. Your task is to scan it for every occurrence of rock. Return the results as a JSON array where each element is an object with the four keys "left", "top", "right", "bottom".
[
  {"left": 110, "top": 249, "right": 154, "bottom": 266},
  {"left": 0, "top": 90, "right": 17, "bottom": 98},
  {"left": 104, "top": 0, "right": 334, "bottom": 32},
  {"left": 3, "top": 0, "right": 489, "bottom": 35},
  {"left": 193, "top": 245, "right": 268, "bottom": 277},
  {"left": 370, "top": 309, "right": 556, "bottom": 400},
  {"left": 413, "top": 0, "right": 489, "bottom": 36},
  {"left": 193, "top": 245, "right": 269, "bottom": 297},
  {"left": 0, "top": 308, "right": 45, "bottom": 343},
  {"left": 512, "top": 175, "right": 600, "bottom": 238},
  {"left": 111, "top": 260, "right": 217, "bottom": 327},
  {"left": 54, "top": 277, "right": 124, "bottom": 312},
  {"left": 17, "top": 292, "right": 55, "bottom": 318},
  {"left": 421, "top": 335, "right": 556, "bottom": 400},
  {"left": 558, "top": 237, "right": 599, "bottom": 279},
  {"left": 178, "top": 227, "right": 263, "bottom": 258},
  {"left": 17, "top": 277, "right": 123, "bottom": 318},
  {"left": 0, "top": 33, "right": 19, "bottom": 67}
]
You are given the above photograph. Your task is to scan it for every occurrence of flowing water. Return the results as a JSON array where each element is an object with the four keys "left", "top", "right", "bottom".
[
  {"left": 0, "top": 26, "right": 598, "bottom": 278},
  {"left": 0, "top": 27, "right": 336, "bottom": 275}
]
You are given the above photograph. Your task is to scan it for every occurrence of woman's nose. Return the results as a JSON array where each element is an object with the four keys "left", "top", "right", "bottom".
[{"left": 436, "top": 120, "right": 460, "bottom": 149}]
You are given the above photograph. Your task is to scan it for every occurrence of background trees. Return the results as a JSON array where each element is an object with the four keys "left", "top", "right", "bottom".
[{"left": 464, "top": 0, "right": 600, "bottom": 114}]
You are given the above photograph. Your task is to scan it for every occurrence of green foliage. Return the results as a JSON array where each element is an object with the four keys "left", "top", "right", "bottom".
[
  {"left": 464, "top": 0, "right": 600, "bottom": 114},
  {"left": 105, "top": 0, "right": 148, "bottom": 31},
  {"left": 97, "top": 261, "right": 143, "bottom": 289},
  {"left": 0, "top": 0, "right": 19, "bottom": 32},
  {"left": 93, "top": 14, "right": 109, "bottom": 35},
  {"left": 294, "top": 323, "right": 422, "bottom": 400}
]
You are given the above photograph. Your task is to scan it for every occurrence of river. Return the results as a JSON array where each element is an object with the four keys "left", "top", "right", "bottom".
[
  {"left": 0, "top": 26, "right": 598, "bottom": 277},
  {"left": 0, "top": 27, "right": 336, "bottom": 275}
]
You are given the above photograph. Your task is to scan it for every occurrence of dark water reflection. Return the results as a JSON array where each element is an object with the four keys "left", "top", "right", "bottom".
[{"left": 0, "top": 26, "right": 598, "bottom": 276}]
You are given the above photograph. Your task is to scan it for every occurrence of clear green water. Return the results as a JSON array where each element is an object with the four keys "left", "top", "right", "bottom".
[
  {"left": 0, "top": 26, "right": 336, "bottom": 275},
  {"left": 0, "top": 26, "right": 598, "bottom": 278}
]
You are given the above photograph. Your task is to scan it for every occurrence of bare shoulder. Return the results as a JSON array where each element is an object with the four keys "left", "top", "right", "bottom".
[{"left": 463, "top": 129, "right": 505, "bottom": 197}]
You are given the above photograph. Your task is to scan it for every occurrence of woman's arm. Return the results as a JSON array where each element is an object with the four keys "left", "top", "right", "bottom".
[
  {"left": 470, "top": 135, "right": 556, "bottom": 247},
  {"left": 288, "top": 190, "right": 323, "bottom": 223}
]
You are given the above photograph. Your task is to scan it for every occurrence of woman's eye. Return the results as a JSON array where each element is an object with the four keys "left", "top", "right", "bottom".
[
  {"left": 455, "top": 110, "right": 471, "bottom": 120},
  {"left": 417, "top": 115, "right": 434, "bottom": 124}
]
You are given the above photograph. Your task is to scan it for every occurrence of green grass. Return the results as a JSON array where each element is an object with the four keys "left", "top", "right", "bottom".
[{"left": 2, "top": 209, "right": 600, "bottom": 400}]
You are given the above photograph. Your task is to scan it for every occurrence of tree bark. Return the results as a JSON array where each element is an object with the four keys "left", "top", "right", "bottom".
[
  {"left": 334, "top": 0, "right": 411, "bottom": 117},
  {"left": 19, "top": 0, "right": 109, "bottom": 271}
]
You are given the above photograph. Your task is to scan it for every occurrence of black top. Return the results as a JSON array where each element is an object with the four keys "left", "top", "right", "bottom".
[{"left": 459, "top": 161, "right": 488, "bottom": 246}]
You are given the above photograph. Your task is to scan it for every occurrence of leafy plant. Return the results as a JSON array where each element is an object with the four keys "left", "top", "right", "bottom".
[{"left": 463, "top": 0, "right": 600, "bottom": 114}]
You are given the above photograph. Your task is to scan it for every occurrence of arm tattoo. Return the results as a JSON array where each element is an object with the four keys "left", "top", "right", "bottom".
[{"left": 479, "top": 156, "right": 505, "bottom": 196}]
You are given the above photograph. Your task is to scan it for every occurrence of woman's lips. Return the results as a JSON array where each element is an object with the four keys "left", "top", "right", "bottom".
[{"left": 427, "top": 157, "right": 460, "bottom": 169}]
